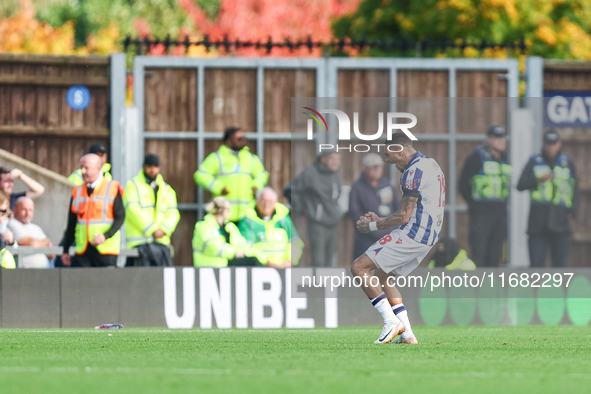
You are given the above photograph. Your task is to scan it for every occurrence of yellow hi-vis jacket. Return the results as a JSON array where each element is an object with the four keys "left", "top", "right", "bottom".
[
  {"left": 194, "top": 145, "right": 269, "bottom": 222},
  {"left": 71, "top": 177, "right": 122, "bottom": 255},
  {"left": 0, "top": 248, "right": 16, "bottom": 269},
  {"left": 123, "top": 171, "right": 180, "bottom": 248},
  {"left": 192, "top": 214, "right": 263, "bottom": 268},
  {"left": 68, "top": 163, "right": 112, "bottom": 186},
  {"left": 238, "top": 203, "right": 303, "bottom": 265}
]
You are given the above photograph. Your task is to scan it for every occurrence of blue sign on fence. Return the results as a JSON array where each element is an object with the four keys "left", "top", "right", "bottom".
[
  {"left": 66, "top": 86, "right": 91, "bottom": 111},
  {"left": 545, "top": 91, "right": 591, "bottom": 128}
]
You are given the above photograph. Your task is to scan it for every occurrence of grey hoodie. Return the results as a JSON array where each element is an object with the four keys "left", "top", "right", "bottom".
[{"left": 290, "top": 156, "right": 343, "bottom": 227}]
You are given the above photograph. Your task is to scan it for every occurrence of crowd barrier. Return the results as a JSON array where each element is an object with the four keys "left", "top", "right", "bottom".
[
  {"left": 6, "top": 246, "right": 139, "bottom": 258},
  {"left": 5, "top": 246, "right": 138, "bottom": 268}
]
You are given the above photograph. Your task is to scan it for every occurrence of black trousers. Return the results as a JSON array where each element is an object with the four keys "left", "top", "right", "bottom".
[
  {"left": 469, "top": 212, "right": 507, "bottom": 267},
  {"left": 528, "top": 232, "right": 571, "bottom": 268},
  {"left": 73, "top": 245, "right": 118, "bottom": 267}
]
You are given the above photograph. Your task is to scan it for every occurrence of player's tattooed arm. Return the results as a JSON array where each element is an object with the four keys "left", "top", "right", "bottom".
[
  {"left": 356, "top": 196, "right": 418, "bottom": 233},
  {"left": 377, "top": 196, "right": 418, "bottom": 230}
]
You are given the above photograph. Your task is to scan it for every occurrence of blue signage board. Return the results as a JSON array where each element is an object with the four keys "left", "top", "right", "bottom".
[
  {"left": 66, "top": 86, "right": 91, "bottom": 111},
  {"left": 544, "top": 91, "right": 591, "bottom": 128}
]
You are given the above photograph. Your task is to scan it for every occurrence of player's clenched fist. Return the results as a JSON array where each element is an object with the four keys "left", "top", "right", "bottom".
[
  {"left": 356, "top": 216, "right": 371, "bottom": 233},
  {"left": 365, "top": 212, "right": 379, "bottom": 221}
]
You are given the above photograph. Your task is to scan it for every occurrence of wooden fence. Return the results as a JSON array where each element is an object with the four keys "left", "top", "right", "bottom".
[{"left": 0, "top": 54, "right": 110, "bottom": 179}]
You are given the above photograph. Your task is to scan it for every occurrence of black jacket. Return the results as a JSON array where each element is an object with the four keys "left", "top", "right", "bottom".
[{"left": 516, "top": 151, "right": 579, "bottom": 234}]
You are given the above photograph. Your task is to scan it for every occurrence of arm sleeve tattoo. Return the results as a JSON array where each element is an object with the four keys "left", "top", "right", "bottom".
[{"left": 376, "top": 195, "right": 418, "bottom": 231}]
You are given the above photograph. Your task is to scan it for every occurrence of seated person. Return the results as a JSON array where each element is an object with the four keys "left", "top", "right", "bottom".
[
  {"left": 238, "top": 187, "right": 303, "bottom": 268},
  {"left": 193, "top": 197, "right": 262, "bottom": 268},
  {"left": 428, "top": 237, "right": 476, "bottom": 270},
  {"left": 8, "top": 196, "right": 54, "bottom": 269},
  {"left": 0, "top": 193, "right": 15, "bottom": 269}
]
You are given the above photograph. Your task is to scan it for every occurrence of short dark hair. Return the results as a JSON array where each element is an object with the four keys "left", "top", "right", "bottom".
[
  {"left": 0, "top": 167, "right": 9, "bottom": 176},
  {"left": 143, "top": 153, "right": 160, "bottom": 167},
  {"left": 389, "top": 132, "right": 413, "bottom": 147},
  {"left": 223, "top": 126, "right": 241, "bottom": 141}
]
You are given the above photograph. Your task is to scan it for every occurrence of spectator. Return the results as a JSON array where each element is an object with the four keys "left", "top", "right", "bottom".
[
  {"left": 193, "top": 197, "right": 262, "bottom": 267},
  {"left": 290, "top": 150, "right": 343, "bottom": 267},
  {"left": 238, "top": 187, "right": 304, "bottom": 268},
  {"left": 0, "top": 191, "right": 14, "bottom": 246},
  {"left": 459, "top": 126, "right": 512, "bottom": 267},
  {"left": 517, "top": 130, "right": 579, "bottom": 267},
  {"left": 124, "top": 154, "right": 180, "bottom": 267},
  {"left": 0, "top": 192, "right": 16, "bottom": 268},
  {"left": 0, "top": 167, "right": 45, "bottom": 210},
  {"left": 194, "top": 126, "right": 269, "bottom": 223},
  {"left": 61, "top": 154, "right": 125, "bottom": 267},
  {"left": 68, "top": 143, "right": 112, "bottom": 185},
  {"left": 428, "top": 237, "right": 476, "bottom": 270},
  {"left": 8, "top": 196, "right": 53, "bottom": 269},
  {"left": 348, "top": 153, "right": 401, "bottom": 259}
]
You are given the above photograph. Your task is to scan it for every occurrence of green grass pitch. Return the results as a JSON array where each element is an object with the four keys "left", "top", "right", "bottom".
[{"left": 1, "top": 326, "right": 590, "bottom": 394}]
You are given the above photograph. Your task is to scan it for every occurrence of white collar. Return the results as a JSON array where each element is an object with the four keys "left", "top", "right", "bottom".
[{"left": 88, "top": 172, "right": 104, "bottom": 189}]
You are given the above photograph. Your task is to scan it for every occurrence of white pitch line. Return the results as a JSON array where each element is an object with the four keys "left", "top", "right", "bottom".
[{"left": 0, "top": 367, "right": 590, "bottom": 379}]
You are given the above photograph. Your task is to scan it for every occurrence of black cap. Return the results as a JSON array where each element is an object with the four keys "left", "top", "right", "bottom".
[
  {"left": 486, "top": 126, "right": 506, "bottom": 138},
  {"left": 223, "top": 126, "right": 241, "bottom": 141},
  {"left": 143, "top": 154, "right": 160, "bottom": 167},
  {"left": 544, "top": 130, "right": 560, "bottom": 145},
  {"left": 89, "top": 143, "right": 107, "bottom": 154}
]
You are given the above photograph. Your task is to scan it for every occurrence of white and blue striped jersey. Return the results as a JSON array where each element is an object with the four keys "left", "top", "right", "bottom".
[{"left": 398, "top": 151, "right": 445, "bottom": 246}]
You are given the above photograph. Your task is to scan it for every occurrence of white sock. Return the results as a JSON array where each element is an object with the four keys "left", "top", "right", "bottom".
[
  {"left": 371, "top": 294, "right": 399, "bottom": 325},
  {"left": 392, "top": 303, "right": 414, "bottom": 339}
]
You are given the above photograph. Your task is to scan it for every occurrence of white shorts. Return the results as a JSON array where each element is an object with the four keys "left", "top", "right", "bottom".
[{"left": 365, "top": 229, "right": 433, "bottom": 277}]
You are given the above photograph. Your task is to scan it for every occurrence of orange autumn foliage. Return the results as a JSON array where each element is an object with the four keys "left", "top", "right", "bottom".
[
  {"left": 177, "top": 0, "right": 362, "bottom": 56},
  {"left": 0, "top": 0, "right": 119, "bottom": 55}
]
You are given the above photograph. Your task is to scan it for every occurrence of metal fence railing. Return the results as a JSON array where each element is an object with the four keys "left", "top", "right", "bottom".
[
  {"left": 5, "top": 246, "right": 139, "bottom": 269},
  {"left": 122, "top": 35, "right": 528, "bottom": 56}
]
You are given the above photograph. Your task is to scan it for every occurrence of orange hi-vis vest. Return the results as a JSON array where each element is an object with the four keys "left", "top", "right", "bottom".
[{"left": 71, "top": 177, "right": 122, "bottom": 255}]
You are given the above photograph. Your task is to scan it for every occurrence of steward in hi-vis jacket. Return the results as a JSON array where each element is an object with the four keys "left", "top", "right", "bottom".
[
  {"left": 238, "top": 188, "right": 303, "bottom": 269},
  {"left": 62, "top": 154, "right": 125, "bottom": 268},
  {"left": 192, "top": 197, "right": 263, "bottom": 268},
  {"left": 124, "top": 154, "right": 180, "bottom": 266},
  {"left": 194, "top": 127, "right": 268, "bottom": 223}
]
